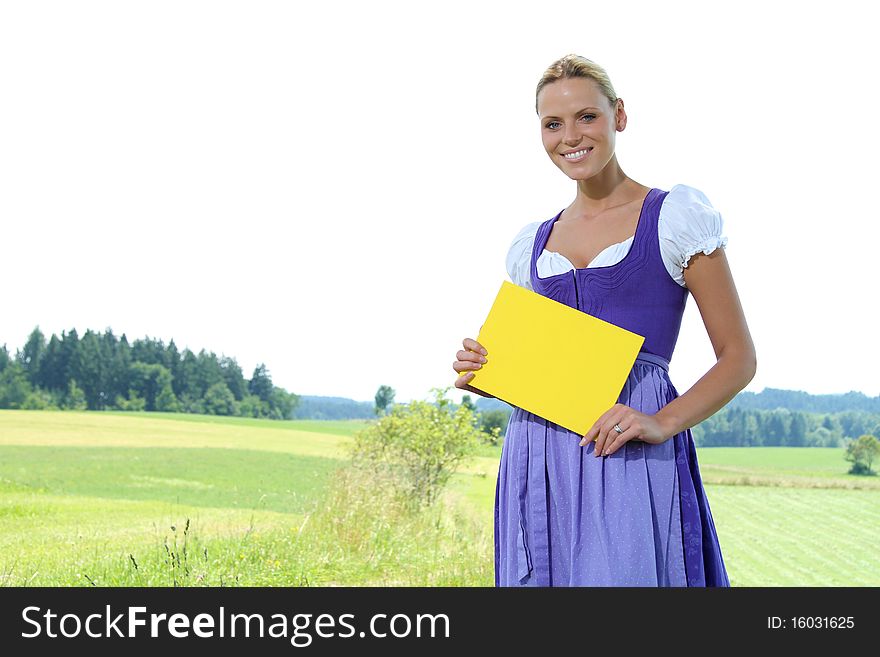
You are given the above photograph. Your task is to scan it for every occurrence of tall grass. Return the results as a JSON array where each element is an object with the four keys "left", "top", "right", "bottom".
[{"left": 0, "top": 463, "right": 493, "bottom": 587}]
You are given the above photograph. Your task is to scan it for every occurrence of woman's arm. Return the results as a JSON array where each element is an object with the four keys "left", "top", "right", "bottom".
[{"left": 653, "top": 248, "right": 757, "bottom": 438}]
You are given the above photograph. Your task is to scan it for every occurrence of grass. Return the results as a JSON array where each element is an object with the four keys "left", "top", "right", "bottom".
[
  {"left": 694, "top": 447, "right": 880, "bottom": 489},
  {"left": 0, "top": 468, "right": 493, "bottom": 587},
  {"left": 0, "top": 491, "right": 296, "bottom": 586},
  {"left": 0, "top": 445, "right": 339, "bottom": 516},
  {"left": 99, "top": 409, "right": 372, "bottom": 438},
  {"left": 0, "top": 410, "right": 492, "bottom": 586},
  {"left": 0, "top": 409, "right": 877, "bottom": 586},
  {"left": 0, "top": 409, "right": 359, "bottom": 458},
  {"left": 704, "top": 485, "right": 880, "bottom": 586}
]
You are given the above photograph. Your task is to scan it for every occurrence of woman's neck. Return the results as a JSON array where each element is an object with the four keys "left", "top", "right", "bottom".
[{"left": 571, "top": 158, "right": 644, "bottom": 217}]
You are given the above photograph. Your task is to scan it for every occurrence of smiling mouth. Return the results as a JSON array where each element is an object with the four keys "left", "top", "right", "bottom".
[{"left": 562, "top": 148, "right": 592, "bottom": 161}]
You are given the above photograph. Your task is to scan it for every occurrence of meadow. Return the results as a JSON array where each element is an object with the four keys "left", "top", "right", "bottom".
[{"left": 0, "top": 410, "right": 877, "bottom": 586}]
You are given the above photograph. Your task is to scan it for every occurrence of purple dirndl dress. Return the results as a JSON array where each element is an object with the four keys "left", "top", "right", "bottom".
[{"left": 494, "top": 188, "right": 730, "bottom": 587}]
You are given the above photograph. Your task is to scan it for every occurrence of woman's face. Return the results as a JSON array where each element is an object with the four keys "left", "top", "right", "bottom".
[{"left": 537, "top": 77, "right": 623, "bottom": 181}]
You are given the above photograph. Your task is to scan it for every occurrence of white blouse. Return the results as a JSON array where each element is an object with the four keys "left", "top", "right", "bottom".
[{"left": 506, "top": 184, "right": 728, "bottom": 290}]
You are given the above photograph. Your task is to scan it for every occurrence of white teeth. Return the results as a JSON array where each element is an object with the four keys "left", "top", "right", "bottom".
[{"left": 564, "top": 148, "right": 591, "bottom": 159}]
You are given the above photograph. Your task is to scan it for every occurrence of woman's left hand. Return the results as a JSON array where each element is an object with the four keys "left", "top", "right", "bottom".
[{"left": 579, "top": 403, "right": 671, "bottom": 457}]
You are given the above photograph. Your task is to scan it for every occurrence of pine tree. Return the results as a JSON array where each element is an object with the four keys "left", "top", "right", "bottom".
[{"left": 249, "top": 364, "right": 274, "bottom": 403}]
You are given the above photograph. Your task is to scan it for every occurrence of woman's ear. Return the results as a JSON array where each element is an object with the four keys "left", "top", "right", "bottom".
[{"left": 615, "top": 99, "right": 627, "bottom": 131}]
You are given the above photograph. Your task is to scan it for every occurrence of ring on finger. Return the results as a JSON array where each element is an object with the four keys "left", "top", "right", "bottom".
[{"left": 613, "top": 423, "right": 624, "bottom": 434}]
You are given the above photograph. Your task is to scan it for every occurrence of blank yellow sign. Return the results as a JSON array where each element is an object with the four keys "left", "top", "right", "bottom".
[{"left": 465, "top": 281, "right": 645, "bottom": 436}]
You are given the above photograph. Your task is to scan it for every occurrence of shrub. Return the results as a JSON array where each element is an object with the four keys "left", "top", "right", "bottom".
[
  {"left": 21, "top": 389, "right": 58, "bottom": 410},
  {"left": 478, "top": 409, "right": 510, "bottom": 446},
  {"left": 238, "top": 394, "right": 267, "bottom": 418},
  {"left": 349, "top": 386, "right": 482, "bottom": 508},
  {"left": 0, "top": 363, "right": 31, "bottom": 409},
  {"left": 204, "top": 382, "right": 238, "bottom": 416},
  {"left": 114, "top": 390, "right": 146, "bottom": 411},
  {"left": 155, "top": 384, "right": 180, "bottom": 412},
  {"left": 62, "top": 380, "right": 88, "bottom": 411},
  {"left": 180, "top": 393, "right": 206, "bottom": 415},
  {"left": 845, "top": 434, "right": 880, "bottom": 476}
]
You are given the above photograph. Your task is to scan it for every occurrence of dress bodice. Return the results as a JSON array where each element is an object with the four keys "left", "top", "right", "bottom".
[{"left": 529, "top": 188, "right": 688, "bottom": 361}]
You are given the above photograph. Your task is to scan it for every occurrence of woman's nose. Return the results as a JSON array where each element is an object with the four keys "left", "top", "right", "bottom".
[{"left": 563, "top": 126, "right": 581, "bottom": 145}]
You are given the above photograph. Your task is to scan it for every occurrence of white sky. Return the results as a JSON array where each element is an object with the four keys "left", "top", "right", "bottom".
[{"left": 1, "top": 0, "right": 878, "bottom": 405}]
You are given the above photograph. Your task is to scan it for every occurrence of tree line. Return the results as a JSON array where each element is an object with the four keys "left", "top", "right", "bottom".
[
  {"left": 291, "top": 396, "right": 375, "bottom": 420},
  {"left": 677, "top": 406, "right": 877, "bottom": 448},
  {"left": 728, "top": 387, "right": 880, "bottom": 414},
  {"left": 464, "top": 398, "right": 880, "bottom": 449},
  {"left": 396, "top": 390, "right": 880, "bottom": 449},
  {"left": 4, "top": 327, "right": 877, "bottom": 445},
  {"left": 0, "top": 327, "right": 298, "bottom": 419}
]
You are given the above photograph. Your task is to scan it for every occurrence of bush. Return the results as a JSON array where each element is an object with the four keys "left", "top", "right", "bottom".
[
  {"left": 349, "top": 386, "right": 482, "bottom": 508},
  {"left": 0, "top": 363, "right": 32, "bottom": 409},
  {"left": 115, "top": 390, "right": 146, "bottom": 412},
  {"left": 204, "top": 382, "right": 238, "bottom": 416},
  {"left": 478, "top": 409, "right": 510, "bottom": 446},
  {"left": 156, "top": 384, "right": 180, "bottom": 412},
  {"left": 180, "top": 393, "right": 206, "bottom": 415},
  {"left": 270, "top": 387, "right": 297, "bottom": 419},
  {"left": 845, "top": 434, "right": 880, "bottom": 476},
  {"left": 62, "top": 380, "right": 87, "bottom": 411},
  {"left": 21, "top": 389, "right": 58, "bottom": 410},
  {"left": 238, "top": 394, "right": 267, "bottom": 418}
]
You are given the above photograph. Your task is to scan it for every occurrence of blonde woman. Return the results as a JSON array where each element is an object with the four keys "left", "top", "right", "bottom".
[{"left": 453, "top": 55, "right": 756, "bottom": 586}]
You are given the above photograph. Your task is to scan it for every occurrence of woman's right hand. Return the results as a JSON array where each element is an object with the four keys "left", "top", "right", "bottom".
[{"left": 453, "top": 338, "right": 494, "bottom": 398}]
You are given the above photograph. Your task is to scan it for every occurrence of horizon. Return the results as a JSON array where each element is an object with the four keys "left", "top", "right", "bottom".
[
  {"left": 5, "top": 323, "right": 880, "bottom": 404},
  {"left": 299, "top": 386, "right": 880, "bottom": 405}
]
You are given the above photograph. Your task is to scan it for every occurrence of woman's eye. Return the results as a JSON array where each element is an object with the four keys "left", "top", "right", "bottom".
[{"left": 545, "top": 115, "right": 595, "bottom": 130}]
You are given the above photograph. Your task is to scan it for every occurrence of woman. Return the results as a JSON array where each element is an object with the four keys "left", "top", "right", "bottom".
[{"left": 452, "top": 54, "right": 756, "bottom": 586}]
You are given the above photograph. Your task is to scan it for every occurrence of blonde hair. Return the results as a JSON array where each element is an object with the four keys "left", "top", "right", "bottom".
[{"left": 535, "top": 54, "right": 618, "bottom": 115}]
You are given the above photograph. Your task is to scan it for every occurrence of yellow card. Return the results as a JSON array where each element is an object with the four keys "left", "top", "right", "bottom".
[{"left": 463, "top": 280, "right": 645, "bottom": 436}]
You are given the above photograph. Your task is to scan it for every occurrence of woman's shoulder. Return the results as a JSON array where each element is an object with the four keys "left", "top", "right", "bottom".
[
  {"left": 505, "top": 220, "right": 544, "bottom": 290},
  {"left": 657, "top": 183, "right": 728, "bottom": 282},
  {"left": 661, "top": 183, "right": 717, "bottom": 211},
  {"left": 508, "top": 220, "right": 543, "bottom": 245},
  {"left": 658, "top": 184, "right": 724, "bottom": 232}
]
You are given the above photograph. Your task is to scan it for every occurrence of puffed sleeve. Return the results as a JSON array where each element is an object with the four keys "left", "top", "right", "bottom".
[
  {"left": 657, "top": 184, "right": 728, "bottom": 288},
  {"left": 505, "top": 221, "right": 541, "bottom": 291}
]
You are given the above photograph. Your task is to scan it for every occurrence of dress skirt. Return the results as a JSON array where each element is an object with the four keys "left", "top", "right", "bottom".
[{"left": 494, "top": 352, "right": 730, "bottom": 587}]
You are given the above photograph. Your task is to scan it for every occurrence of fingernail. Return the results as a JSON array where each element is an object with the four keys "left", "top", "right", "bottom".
[
  {"left": 578, "top": 439, "right": 586, "bottom": 446},
  {"left": 481, "top": 348, "right": 488, "bottom": 355},
  {"left": 479, "top": 356, "right": 487, "bottom": 363}
]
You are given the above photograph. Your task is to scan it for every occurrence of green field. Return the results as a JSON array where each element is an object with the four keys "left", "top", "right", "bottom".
[{"left": 1, "top": 410, "right": 877, "bottom": 586}]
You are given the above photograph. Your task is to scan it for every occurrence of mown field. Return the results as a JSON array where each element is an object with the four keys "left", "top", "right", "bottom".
[{"left": 1, "top": 410, "right": 877, "bottom": 586}]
